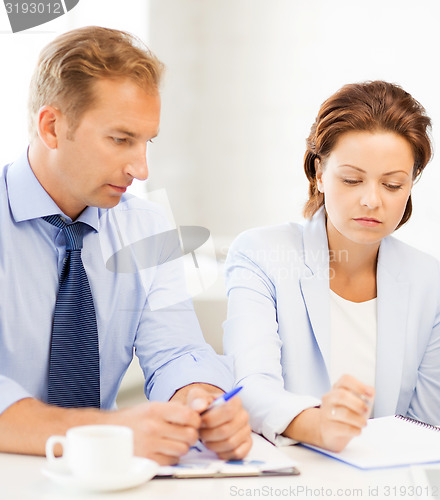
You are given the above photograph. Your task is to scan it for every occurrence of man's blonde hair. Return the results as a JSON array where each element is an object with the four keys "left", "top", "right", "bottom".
[{"left": 28, "top": 26, "right": 164, "bottom": 139}]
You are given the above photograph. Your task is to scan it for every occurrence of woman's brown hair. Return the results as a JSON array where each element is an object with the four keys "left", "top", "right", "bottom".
[{"left": 303, "top": 81, "right": 432, "bottom": 229}]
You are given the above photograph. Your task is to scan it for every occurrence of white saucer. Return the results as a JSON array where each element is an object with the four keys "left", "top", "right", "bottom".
[{"left": 42, "top": 457, "right": 159, "bottom": 492}]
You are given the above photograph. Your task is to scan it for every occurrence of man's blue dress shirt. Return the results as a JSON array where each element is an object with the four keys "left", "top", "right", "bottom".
[{"left": 0, "top": 150, "right": 233, "bottom": 413}]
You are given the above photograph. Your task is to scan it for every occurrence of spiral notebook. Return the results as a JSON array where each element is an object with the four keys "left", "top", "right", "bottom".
[{"left": 303, "top": 415, "right": 440, "bottom": 470}]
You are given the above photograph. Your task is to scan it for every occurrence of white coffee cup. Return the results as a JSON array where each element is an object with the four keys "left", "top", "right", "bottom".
[{"left": 46, "top": 425, "right": 134, "bottom": 482}]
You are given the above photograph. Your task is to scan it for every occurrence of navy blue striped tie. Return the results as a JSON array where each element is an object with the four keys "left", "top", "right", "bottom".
[{"left": 44, "top": 215, "right": 100, "bottom": 408}]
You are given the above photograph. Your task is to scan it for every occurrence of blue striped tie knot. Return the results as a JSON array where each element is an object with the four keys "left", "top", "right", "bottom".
[{"left": 43, "top": 214, "right": 84, "bottom": 251}]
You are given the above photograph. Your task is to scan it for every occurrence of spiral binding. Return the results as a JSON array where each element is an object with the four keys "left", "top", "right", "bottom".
[{"left": 396, "top": 414, "right": 440, "bottom": 432}]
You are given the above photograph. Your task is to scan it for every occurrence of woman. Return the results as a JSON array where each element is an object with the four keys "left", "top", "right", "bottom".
[{"left": 223, "top": 81, "right": 440, "bottom": 452}]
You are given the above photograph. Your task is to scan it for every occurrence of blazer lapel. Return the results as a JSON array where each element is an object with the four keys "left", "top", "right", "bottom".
[
  {"left": 374, "top": 237, "right": 409, "bottom": 416},
  {"left": 299, "top": 208, "right": 332, "bottom": 377}
]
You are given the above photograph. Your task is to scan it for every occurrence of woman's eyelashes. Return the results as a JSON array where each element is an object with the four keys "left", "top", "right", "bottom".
[
  {"left": 384, "top": 183, "right": 403, "bottom": 191},
  {"left": 341, "top": 178, "right": 403, "bottom": 190},
  {"left": 342, "top": 178, "right": 361, "bottom": 185}
]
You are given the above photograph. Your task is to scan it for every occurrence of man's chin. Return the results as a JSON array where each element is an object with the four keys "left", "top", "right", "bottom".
[{"left": 92, "top": 196, "right": 124, "bottom": 210}]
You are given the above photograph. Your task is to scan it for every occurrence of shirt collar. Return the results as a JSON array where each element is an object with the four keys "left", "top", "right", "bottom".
[{"left": 7, "top": 148, "right": 100, "bottom": 232}]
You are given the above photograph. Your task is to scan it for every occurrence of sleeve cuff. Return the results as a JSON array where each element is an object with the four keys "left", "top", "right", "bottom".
[
  {"left": 260, "top": 395, "right": 322, "bottom": 445},
  {"left": 146, "top": 352, "right": 235, "bottom": 401},
  {"left": 0, "top": 376, "right": 33, "bottom": 415}
]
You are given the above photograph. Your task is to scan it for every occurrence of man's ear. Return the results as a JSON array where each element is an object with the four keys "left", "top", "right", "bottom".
[
  {"left": 37, "top": 106, "right": 62, "bottom": 149},
  {"left": 315, "top": 158, "right": 324, "bottom": 193}
]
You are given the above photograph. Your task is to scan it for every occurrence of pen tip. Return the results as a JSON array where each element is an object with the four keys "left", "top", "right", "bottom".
[{"left": 225, "top": 386, "right": 243, "bottom": 401}]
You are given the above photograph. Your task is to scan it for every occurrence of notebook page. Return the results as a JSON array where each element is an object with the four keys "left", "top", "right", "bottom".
[{"left": 303, "top": 415, "right": 440, "bottom": 470}]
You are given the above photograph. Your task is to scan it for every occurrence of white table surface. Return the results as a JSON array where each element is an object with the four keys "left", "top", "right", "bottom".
[{"left": 0, "top": 441, "right": 421, "bottom": 500}]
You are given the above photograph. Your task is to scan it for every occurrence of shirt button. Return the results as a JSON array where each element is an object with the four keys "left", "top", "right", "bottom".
[{"left": 60, "top": 216, "right": 66, "bottom": 223}]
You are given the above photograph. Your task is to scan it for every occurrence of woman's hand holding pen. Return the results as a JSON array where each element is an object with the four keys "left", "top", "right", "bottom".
[
  {"left": 283, "top": 374, "right": 374, "bottom": 452},
  {"left": 318, "top": 374, "right": 375, "bottom": 452}
]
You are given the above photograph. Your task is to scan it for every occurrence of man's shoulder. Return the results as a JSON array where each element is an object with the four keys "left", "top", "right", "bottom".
[
  {"left": 98, "top": 194, "right": 174, "bottom": 243},
  {"left": 0, "top": 162, "right": 14, "bottom": 209},
  {"left": 0, "top": 162, "right": 10, "bottom": 175},
  {"left": 105, "top": 194, "right": 171, "bottom": 226},
  {"left": 0, "top": 162, "right": 11, "bottom": 186},
  {"left": 115, "top": 193, "right": 167, "bottom": 214}
]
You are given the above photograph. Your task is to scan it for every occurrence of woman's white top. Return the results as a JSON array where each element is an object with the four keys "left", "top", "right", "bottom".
[{"left": 329, "top": 289, "right": 377, "bottom": 389}]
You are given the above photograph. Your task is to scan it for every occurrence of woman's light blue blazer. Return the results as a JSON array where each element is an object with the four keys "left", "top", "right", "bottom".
[{"left": 224, "top": 207, "right": 440, "bottom": 445}]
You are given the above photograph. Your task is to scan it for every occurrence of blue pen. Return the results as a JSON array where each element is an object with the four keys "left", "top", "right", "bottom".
[{"left": 201, "top": 386, "right": 243, "bottom": 415}]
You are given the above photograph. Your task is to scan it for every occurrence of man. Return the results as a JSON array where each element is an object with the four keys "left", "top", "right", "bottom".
[{"left": 0, "top": 26, "right": 251, "bottom": 465}]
